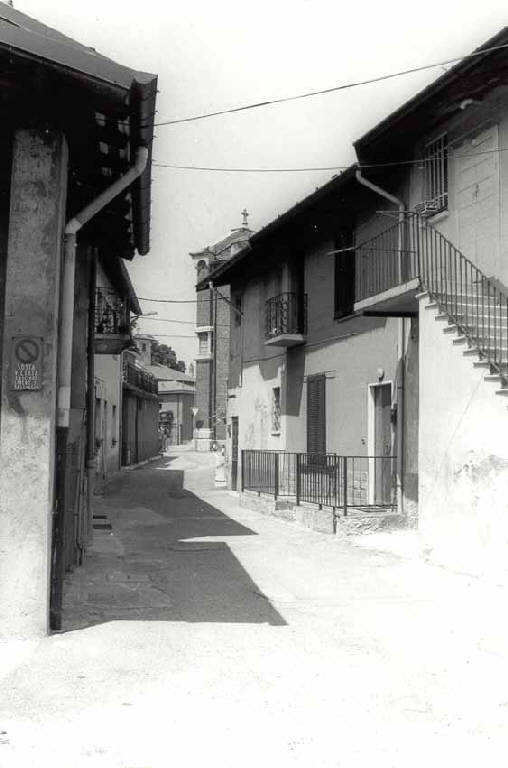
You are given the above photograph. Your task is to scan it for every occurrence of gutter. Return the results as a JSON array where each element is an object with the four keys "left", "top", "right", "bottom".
[
  {"left": 57, "top": 146, "right": 149, "bottom": 430},
  {"left": 355, "top": 170, "right": 406, "bottom": 516}
]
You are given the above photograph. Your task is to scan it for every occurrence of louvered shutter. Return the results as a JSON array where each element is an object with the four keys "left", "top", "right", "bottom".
[{"left": 307, "top": 374, "right": 326, "bottom": 453}]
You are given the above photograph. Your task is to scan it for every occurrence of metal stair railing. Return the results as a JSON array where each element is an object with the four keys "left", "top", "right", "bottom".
[
  {"left": 416, "top": 214, "right": 508, "bottom": 376},
  {"left": 355, "top": 212, "right": 508, "bottom": 376}
]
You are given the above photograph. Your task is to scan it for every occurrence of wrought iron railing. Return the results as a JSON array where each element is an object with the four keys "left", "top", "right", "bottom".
[
  {"left": 241, "top": 449, "right": 396, "bottom": 517},
  {"left": 355, "top": 215, "right": 420, "bottom": 301},
  {"left": 355, "top": 212, "right": 508, "bottom": 376},
  {"left": 265, "top": 292, "right": 307, "bottom": 340},
  {"left": 95, "top": 288, "right": 130, "bottom": 335},
  {"left": 123, "top": 360, "right": 158, "bottom": 394}
]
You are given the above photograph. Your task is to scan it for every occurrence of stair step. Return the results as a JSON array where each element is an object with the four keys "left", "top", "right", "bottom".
[
  {"left": 452, "top": 336, "right": 468, "bottom": 345},
  {"left": 425, "top": 302, "right": 439, "bottom": 310},
  {"left": 443, "top": 324, "right": 459, "bottom": 334},
  {"left": 496, "top": 388, "right": 508, "bottom": 396},
  {"left": 473, "top": 360, "right": 491, "bottom": 369},
  {"left": 415, "top": 291, "right": 429, "bottom": 301},
  {"left": 484, "top": 374, "right": 505, "bottom": 383}
]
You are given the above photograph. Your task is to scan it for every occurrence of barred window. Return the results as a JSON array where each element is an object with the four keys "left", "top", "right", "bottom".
[
  {"left": 271, "top": 387, "right": 281, "bottom": 433},
  {"left": 423, "top": 134, "right": 448, "bottom": 213}
]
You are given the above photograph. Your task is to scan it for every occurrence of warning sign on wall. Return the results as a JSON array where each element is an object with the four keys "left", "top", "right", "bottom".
[{"left": 11, "top": 336, "right": 43, "bottom": 391}]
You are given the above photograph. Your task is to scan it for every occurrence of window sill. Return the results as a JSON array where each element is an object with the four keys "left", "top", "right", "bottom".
[
  {"left": 333, "top": 311, "right": 359, "bottom": 324},
  {"left": 271, "top": 431, "right": 281, "bottom": 437},
  {"left": 425, "top": 208, "right": 449, "bottom": 224}
]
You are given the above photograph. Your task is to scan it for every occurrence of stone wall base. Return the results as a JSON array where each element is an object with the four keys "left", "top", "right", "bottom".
[{"left": 240, "top": 491, "right": 407, "bottom": 536}]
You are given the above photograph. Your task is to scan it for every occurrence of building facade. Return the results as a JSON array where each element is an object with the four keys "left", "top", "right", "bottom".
[
  {"left": 132, "top": 334, "right": 195, "bottom": 447},
  {"left": 191, "top": 212, "right": 252, "bottom": 450},
  {"left": 205, "top": 28, "right": 508, "bottom": 577},
  {"left": 121, "top": 348, "right": 159, "bottom": 467},
  {"left": 0, "top": 4, "right": 157, "bottom": 637}
]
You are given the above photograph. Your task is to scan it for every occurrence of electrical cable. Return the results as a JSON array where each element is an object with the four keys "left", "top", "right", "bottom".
[
  {"left": 154, "top": 42, "right": 508, "bottom": 127},
  {"left": 152, "top": 146, "right": 508, "bottom": 173}
]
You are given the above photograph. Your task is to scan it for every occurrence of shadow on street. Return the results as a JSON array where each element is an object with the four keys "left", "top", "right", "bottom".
[{"left": 62, "top": 462, "right": 286, "bottom": 630}]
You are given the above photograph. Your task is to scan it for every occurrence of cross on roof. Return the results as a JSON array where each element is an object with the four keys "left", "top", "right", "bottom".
[{"left": 241, "top": 208, "right": 249, "bottom": 228}]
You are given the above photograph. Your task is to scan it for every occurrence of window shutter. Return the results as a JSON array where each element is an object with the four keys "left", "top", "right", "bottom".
[{"left": 307, "top": 374, "right": 326, "bottom": 453}]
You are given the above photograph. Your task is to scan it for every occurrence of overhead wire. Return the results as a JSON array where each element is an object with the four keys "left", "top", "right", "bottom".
[
  {"left": 152, "top": 146, "right": 508, "bottom": 173},
  {"left": 154, "top": 42, "right": 508, "bottom": 127}
]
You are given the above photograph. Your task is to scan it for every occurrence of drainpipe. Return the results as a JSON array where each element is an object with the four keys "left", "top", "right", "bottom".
[
  {"left": 57, "top": 146, "right": 149, "bottom": 430},
  {"left": 355, "top": 169, "right": 405, "bottom": 516},
  {"left": 56, "top": 147, "right": 149, "bottom": 552}
]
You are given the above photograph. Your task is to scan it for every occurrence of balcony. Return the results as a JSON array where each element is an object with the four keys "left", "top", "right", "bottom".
[
  {"left": 354, "top": 215, "right": 421, "bottom": 316},
  {"left": 265, "top": 292, "right": 307, "bottom": 347},
  {"left": 94, "top": 288, "right": 131, "bottom": 354},
  {"left": 123, "top": 360, "right": 158, "bottom": 395}
]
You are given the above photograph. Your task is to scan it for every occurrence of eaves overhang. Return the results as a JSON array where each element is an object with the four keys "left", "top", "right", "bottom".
[
  {"left": 197, "top": 164, "right": 358, "bottom": 289},
  {"left": 355, "top": 27, "right": 508, "bottom": 161},
  {"left": 0, "top": 4, "right": 157, "bottom": 257}
]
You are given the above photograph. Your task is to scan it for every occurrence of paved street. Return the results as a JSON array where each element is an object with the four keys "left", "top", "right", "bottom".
[{"left": 1, "top": 450, "right": 508, "bottom": 767}]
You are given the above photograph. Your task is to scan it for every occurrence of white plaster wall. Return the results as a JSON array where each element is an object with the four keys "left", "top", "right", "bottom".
[
  {"left": 94, "top": 354, "right": 121, "bottom": 475},
  {"left": 419, "top": 295, "right": 508, "bottom": 577}
]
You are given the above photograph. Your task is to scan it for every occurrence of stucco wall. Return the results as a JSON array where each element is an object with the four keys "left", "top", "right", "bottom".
[
  {"left": 94, "top": 354, "right": 121, "bottom": 476},
  {"left": 121, "top": 389, "right": 159, "bottom": 465},
  {"left": 419, "top": 295, "right": 508, "bottom": 576},
  {"left": 228, "top": 220, "right": 418, "bottom": 511},
  {"left": 160, "top": 391, "right": 194, "bottom": 443}
]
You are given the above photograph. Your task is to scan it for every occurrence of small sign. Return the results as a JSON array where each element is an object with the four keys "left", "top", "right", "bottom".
[{"left": 11, "top": 336, "right": 43, "bottom": 391}]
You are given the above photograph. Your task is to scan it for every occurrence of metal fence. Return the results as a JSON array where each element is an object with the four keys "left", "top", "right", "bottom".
[
  {"left": 241, "top": 450, "right": 396, "bottom": 516},
  {"left": 95, "top": 288, "right": 129, "bottom": 335},
  {"left": 123, "top": 360, "right": 158, "bottom": 394},
  {"left": 265, "top": 292, "right": 308, "bottom": 340}
]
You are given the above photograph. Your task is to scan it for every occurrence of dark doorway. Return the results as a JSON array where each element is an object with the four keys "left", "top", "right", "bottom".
[
  {"left": 334, "top": 228, "right": 355, "bottom": 318},
  {"left": 373, "top": 383, "right": 392, "bottom": 504},
  {"left": 231, "top": 416, "right": 239, "bottom": 490}
]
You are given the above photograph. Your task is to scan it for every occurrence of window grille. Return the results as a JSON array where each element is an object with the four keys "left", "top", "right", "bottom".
[
  {"left": 272, "top": 387, "right": 281, "bottom": 433},
  {"left": 423, "top": 134, "right": 448, "bottom": 213}
]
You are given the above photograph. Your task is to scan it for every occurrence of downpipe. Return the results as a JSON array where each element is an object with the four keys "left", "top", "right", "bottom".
[
  {"left": 355, "top": 170, "right": 405, "bottom": 516},
  {"left": 57, "top": 146, "right": 149, "bottom": 430}
]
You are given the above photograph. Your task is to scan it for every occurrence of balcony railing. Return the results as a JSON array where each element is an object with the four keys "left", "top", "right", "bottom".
[
  {"left": 95, "top": 288, "right": 130, "bottom": 336},
  {"left": 355, "top": 212, "right": 508, "bottom": 376},
  {"left": 241, "top": 450, "right": 396, "bottom": 520},
  {"left": 265, "top": 292, "right": 307, "bottom": 342},
  {"left": 123, "top": 360, "right": 158, "bottom": 395},
  {"left": 355, "top": 215, "right": 420, "bottom": 302}
]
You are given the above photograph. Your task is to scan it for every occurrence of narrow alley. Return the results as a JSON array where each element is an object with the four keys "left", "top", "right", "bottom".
[{"left": 1, "top": 449, "right": 508, "bottom": 768}]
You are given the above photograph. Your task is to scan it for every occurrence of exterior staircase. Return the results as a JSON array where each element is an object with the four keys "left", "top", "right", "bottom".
[
  {"left": 357, "top": 211, "right": 508, "bottom": 398},
  {"left": 425, "top": 296, "right": 508, "bottom": 399}
]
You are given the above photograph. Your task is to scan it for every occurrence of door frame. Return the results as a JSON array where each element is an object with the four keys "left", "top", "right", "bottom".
[{"left": 367, "top": 381, "right": 393, "bottom": 504}]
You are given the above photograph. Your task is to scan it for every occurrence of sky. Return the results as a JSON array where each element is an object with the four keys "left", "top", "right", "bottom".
[{"left": 14, "top": 0, "right": 508, "bottom": 366}]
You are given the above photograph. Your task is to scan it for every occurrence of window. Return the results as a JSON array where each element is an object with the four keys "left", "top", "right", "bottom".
[
  {"left": 112, "top": 404, "right": 117, "bottom": 446},
  {"left": 198, "top": 331, "right": 209, "bottom": 355},
  {"left": 307, "top": 374, "right": 326, "bottom": 453},
  {"left": 141, "top": 343, "right": 146, "bottom": 352},
  {"left": 271, "top": 387, "right": 281, "bottom": 433},
  {"left": 334, "top": 228, "right": 355, "bottom": 318},
  {"left": 234, "top": 295, "right": 242, "bottom": 326},
  {"left": 422, "top": 134, "right": 448, "bottom": 214}
]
